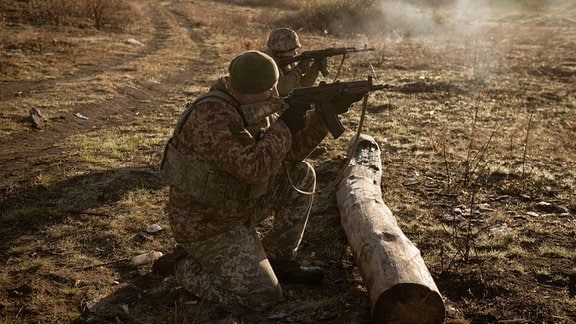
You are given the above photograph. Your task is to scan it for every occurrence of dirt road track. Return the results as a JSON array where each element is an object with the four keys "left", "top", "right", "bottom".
[{"left": 0, "top": 0, "right": 249, "bottom": 192}]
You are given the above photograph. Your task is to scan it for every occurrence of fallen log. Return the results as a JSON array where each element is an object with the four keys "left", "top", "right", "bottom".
[{"left": 336, "top": 134, "right": 445, "bottom": 323}]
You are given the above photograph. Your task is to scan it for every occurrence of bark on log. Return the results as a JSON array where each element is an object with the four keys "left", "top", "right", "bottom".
[{"left": 336, "top": 134, "right": 445, "bottom": 323}]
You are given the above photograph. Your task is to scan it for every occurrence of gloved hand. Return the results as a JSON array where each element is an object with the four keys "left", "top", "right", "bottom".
[
  {"left": 313, "top": 57, "right": 327, "bottom": 68},
  {"left": 296, "top": 59, "right": 312, "bottom": 74},
  {"left": 279, "top": 105, "right": 307, "bottom": 133},
  {"left": 330, "top": 91, "right": 366, "bottom": 114},
  {"left": 312, "top": 57, "right": 329, "bottom": 76}
]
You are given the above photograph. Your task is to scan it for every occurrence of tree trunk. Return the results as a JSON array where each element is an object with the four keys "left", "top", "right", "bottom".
[{"left": 336, "top": 134, "right": 445, "bottom": 323}]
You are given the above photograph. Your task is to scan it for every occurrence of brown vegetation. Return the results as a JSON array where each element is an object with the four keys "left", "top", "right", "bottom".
[{"left": 1, "top": 0, "right": 575, "bottom": 323}]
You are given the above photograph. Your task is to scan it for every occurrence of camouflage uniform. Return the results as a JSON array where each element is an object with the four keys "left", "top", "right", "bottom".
[
  {"left": 273, "top": 59, "right": 321, "bottom": 97},
  {"left": 265, "top": 28, "right": 322, "bottom": 96},
  {"left": 162, "top": 76, "right": 329, "bottom": 310}
]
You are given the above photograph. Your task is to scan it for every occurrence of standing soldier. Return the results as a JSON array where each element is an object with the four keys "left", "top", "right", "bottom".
[
  {"left": 155, "top": 50, "right": 362, "bottom": 310},
  {"left": 264, "top": 27, "right": 327, "bottom": 96}
]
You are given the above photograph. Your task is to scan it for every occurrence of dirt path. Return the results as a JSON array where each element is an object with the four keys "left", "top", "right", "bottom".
[{"left": 0, "top": 0, "right": 235, "bottom": 192}]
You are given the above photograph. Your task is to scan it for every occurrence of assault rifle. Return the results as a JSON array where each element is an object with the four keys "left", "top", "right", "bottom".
[
  {"left": 239, "top": 77, "right": 385, "bottom": 139},
  {"left": 286, "top": 76, "right": 384, "bottom": 138},
  {"left": 275, "top": 46, "right": 375, "bottom": 77}
]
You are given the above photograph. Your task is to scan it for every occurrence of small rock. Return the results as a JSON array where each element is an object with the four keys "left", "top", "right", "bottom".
[
  {"left": 74, "top": 112, "right": 89, "bottom": 120},
  {"left": 535, "top": 201, "right": 568, "bottom": 214},
  {"left": 29, "top": 107, "right": 46, "bottom": 130},
  {"left": 125, "top": 38, "right": 144, "bottom": 46},
  {"left": 146, "top": 223, "right": 162, "bottom": 233},
  {"left": 130, "top": 251, "right": 163, "bottom": 267}
]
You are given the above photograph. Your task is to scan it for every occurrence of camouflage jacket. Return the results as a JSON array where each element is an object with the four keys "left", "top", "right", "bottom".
[
  {"left": 276, "top": 63, "right": 320, "bottom": 97},
  {"left": 263, "top": 48, "right": 320, "bottom": 97},
  {"left": 166, "top": 77, "right": 329, "bottom": 244}
]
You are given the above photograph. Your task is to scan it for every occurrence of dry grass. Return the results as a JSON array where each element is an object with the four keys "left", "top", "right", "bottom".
[{"left": 1, "top": 0, "right": 575, "bottom": 323}]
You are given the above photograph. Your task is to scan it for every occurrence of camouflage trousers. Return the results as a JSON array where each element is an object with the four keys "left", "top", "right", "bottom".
[{"left": 175, "top": 161, "right": 316, "bottom": 310}]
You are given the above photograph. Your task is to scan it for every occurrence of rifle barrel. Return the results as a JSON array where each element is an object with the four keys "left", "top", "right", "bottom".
[{"left": 275, "top": 46, "right": 375, "bottom": 66}]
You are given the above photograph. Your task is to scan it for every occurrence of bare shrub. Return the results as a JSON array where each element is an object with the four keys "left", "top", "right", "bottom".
[
  {"left": 275, "top": 0, "right": 455, "bottom": 37},
  {"left": 7, "top": 0, "right": 132, "bottom": 31},
  {"left": 275, "top": 0, "right": 384, "bottom": 36},
  {"left": 83, "top": 0, "right": 132, "bottom": 31}
]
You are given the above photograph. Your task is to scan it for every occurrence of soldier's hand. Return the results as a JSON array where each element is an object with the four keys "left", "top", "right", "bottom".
[
  {"left": 313, "top": 57, "right": 327, "bottom": 68},
  {"left": 331, "top": 91, "right": 366, "bottom": 114},
  {"left": 313, "top": 57, "right": 329, "bottom": 76},
  {"left": 296, "top": 59, "right": 312, "bottom": 74},
  {"left": 279, "top": 105, "right": 307, "bottom": 133}
]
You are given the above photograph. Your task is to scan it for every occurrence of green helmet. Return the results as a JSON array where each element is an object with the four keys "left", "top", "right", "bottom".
[
  {"left": 267, "top": 28, "right": 301, "bottom": 52},
  {"left": 228, "top": 50, "right": 279, "bottom": 94}
]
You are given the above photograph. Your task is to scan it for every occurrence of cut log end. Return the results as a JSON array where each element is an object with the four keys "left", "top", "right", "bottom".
[{"left": 372, "top": 283, "right": 446, "bottom": 324}]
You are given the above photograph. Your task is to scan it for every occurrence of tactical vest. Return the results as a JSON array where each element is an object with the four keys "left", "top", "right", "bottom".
[{"left": 159, "top": 90, "right": 271, "bottom": 201}]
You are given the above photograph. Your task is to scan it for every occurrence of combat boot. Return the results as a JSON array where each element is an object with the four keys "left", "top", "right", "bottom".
[
  {"left": 152, "top": 245, "right": 188, "bottom": 276},
  {"left": 269, "top": 260, "right": 324, "bottom": 285}
]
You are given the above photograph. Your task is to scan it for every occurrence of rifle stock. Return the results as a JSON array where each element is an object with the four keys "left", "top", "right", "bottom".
[{"left": 238, "top": 97, "right": 287, "bottom": 125}]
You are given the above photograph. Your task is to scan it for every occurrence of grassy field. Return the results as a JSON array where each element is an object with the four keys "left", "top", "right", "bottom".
[{"left": 1, "top": 0, "right": 575, "bottom": 323}]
